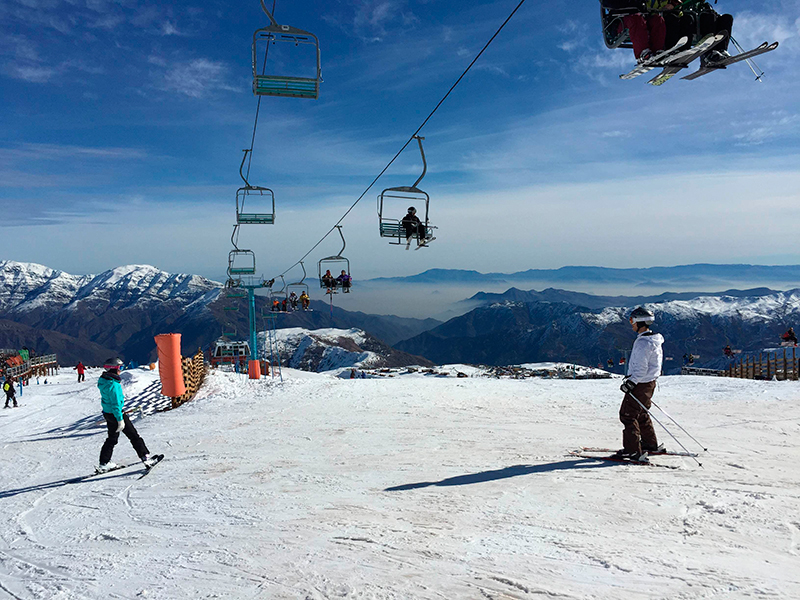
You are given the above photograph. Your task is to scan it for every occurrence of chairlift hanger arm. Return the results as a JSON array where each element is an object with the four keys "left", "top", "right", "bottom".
[
  {"left": 259, "top": 0, "right": 279, "bottom": 27},
  {"left": 411, "top": 135, "right": 427, "bottom": 190},
  {"left": 239, "top": 149, "right": 252, "bottom": 187}
]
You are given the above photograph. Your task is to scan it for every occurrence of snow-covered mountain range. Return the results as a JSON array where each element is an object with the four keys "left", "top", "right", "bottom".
[
  {"left": 398, "top": 289, "right": 800, "bottom": 371},
  {"left": 0, "top": 261, "right": 220, "bottom": 316},
  {"left": 0, "top": 262, "right": 437, "bottom": 365}
]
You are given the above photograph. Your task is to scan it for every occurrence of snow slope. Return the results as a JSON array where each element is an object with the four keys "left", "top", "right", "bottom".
[{"left": 1, "top": 369, "right": 799, "bottom": 599}]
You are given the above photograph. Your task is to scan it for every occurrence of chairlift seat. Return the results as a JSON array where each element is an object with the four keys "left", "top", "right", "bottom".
[
  {"left": 237, "top": 213, "right": 275, "bottom": 225},
  {"left": 379, "top": 220, "right": 436, "bottom": 242},
  {"left": 253, "top": 75, "right": 318, "bottom": 99}
]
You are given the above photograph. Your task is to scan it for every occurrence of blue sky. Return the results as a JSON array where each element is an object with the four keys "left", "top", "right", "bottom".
[{"left": 1, "top": 0, "right": 799, "bottom": 285}]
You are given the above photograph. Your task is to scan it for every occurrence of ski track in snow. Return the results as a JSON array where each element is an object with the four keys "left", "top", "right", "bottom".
[{"left": 0, "top": 368, "right": 799, "bottom": 599}]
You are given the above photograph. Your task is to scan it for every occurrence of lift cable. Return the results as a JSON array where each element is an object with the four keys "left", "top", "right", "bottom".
[
  {"left": 234, "top": 0, "right": 277, "bottom": 250},
  {"left": 270, "top": 0, "right": 529, "bottom": 280}
]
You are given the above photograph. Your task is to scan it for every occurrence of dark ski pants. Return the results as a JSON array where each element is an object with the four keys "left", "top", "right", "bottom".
[
  {"left": 4, "top": 392, "right": 16, "bottom": 408},
  {"left": 699, "top": 12, "right": 733, "bottom": 52},
  {"left": 77, "top": 373, "right": 85, "bottom": 383},
  {"left": 403, "top": 223, "right": 426, "bottom": 242},
  {"left": 664, "top": 12, "right": 695, "bottom": 51},
  {"left": 100, "top": 412, "right": 149, "bottom": 464},
  {"left": 619, "top": 381, "right": 658, "bottom": 454}
]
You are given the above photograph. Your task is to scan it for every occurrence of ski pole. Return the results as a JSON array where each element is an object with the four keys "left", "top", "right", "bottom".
[
  {"left": 628, "top": 391, "right": 703, "bottom": 467},
  {"left": 648, "top": 399, "right": 708, "bottom": 452}
]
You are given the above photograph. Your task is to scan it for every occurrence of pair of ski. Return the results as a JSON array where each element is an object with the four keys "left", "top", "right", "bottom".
[
  {"left": 406, "top": 237, "right": 436, "bottom": 251},
  {"left": 621, "top": 34, "right": 778, "bottom": 86},
  {"left": 570, "top": 447, "right": 697, "bottom": 470},
  {"left": 91, "top": 454, "right": 164, "bottom": 480}
]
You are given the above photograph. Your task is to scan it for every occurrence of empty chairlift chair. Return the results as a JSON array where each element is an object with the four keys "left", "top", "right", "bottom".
[
  {"left": 236, "top": 149, "right": 275, "bottom": 225},
  {"left": 318, "top": 226, "right": 351, "bottom": 293},
  {"left": 228, "top": 249, "right": 257, "bottom": 277},
  {"left": 377, "top": 135, "right": 436, "bottom": 246},
  {"left": 252, "top": 0, "right": 322, "bottom": 99}
]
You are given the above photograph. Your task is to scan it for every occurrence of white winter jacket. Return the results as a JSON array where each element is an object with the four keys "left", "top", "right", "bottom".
[{"left": 627, "top": 331, "right": 664, "bottom": 384}]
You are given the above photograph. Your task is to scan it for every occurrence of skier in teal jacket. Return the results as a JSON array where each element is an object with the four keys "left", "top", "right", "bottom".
[{"left": 96, "top": 358, "right": 159, "bottom": 473}]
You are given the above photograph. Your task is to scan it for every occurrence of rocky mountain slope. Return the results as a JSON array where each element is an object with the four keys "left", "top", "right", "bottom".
[
  {"left": 396, "top": 290, "right": 800, "bottom": 372},
  {"left": 263, "top": 328, "right": 433, "bottom": 372}
]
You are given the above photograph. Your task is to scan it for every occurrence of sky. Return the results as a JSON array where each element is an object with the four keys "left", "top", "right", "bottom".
[{"left": 1, "top": 0, "right": 800, "bottom": 285}]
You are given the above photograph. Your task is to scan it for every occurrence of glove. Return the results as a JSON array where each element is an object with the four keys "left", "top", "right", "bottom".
[
  {"left": 620, "top": 378, "right": 637, "bottom": 394},
  {"left": 116, "top": 418, "right": 126, "bottom": 433}
]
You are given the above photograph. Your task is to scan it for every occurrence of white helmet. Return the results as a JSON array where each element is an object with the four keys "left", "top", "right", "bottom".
[{"left": 629, "top": 307, "right": 655, "bottom": 325}]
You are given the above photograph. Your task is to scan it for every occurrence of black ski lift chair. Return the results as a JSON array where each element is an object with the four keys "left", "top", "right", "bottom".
[
  {"left": 318, "top": 226, "right": 351, "bottom": 292},
  {"left": 599, "top": 0, "right": 640, "bottom": 49},
  {"left": 377, "top": 135, "right": 436, "bottom": 246},
  {"left": 253, "top": 0, "right": 322, "bottom": 99},
  {"left": 236, "top": 149, "right": 275, "bottom": 225},
  {"left": 228, "top": 249, "right": 257, "bottom": 277},
  {"left": 287, "top": 261, "right": 310, "bottom": 297}
]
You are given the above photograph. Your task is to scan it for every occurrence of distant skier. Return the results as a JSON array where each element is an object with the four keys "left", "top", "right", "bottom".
[
  {"left": 401, "top": 206, "right": 426, "bottom": 249},
  {"left": 96, "top": 358, "right": 159, "bottom": 474},
  {"left": 782, "top": 328, "right": 798, "bottom": 345},
  {"left": 299, "top": 290, "right": 310, "bottom": 311},
  {"left": 3, "top": 377, "right": 17, "bottom": 408},
  {"left": 74, "top": 361, "right": 86, "bottom": 382},
  {"left": 682, "top": 353, "right": 694, "bottom": 366},
  {"left": 289, "top": 291, "right": 298, "bottom": 311},
  {"left": 337, "top": 270, "right": 352, "bottom": 293},
  {"left": 321, "top": 269, "right": 336, "bottom": 290},
  {"left": 616, "top": 307, "right": 664, "bottom": 462},
  {"left": 723, "top": 345, "right": 735, "bottom": 359},
  {"left": 281, "top": 298, "right": 288, "bottom": 312}
]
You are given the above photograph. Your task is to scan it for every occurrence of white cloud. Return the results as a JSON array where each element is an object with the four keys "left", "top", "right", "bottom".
[
  {"left": 156, "top": 58, "right": 240, "bottom": 98},
  {"left": 10, "top": 65, "right": 56, "bottom": 82}
]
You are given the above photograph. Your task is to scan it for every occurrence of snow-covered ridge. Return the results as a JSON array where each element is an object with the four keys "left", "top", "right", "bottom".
[
  {"left": 582, "top": 290, "right": 800, "bottom": 327},
  {"left": 0, "top": 261, "right": 222, "bottom": 314},
  {"left": 262, "top": 327, "right": 380, "bottom": 372}
]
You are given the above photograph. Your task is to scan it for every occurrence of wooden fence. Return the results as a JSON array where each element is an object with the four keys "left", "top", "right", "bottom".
[
  {"left": 725, "top": 347, "right": 799, "bottom": 381},
  {"left": 5, "top": 354, "right": 59, "bottom": 380},
  {"left": 171, "top": 349, "right": 207, "bottom": 408}
]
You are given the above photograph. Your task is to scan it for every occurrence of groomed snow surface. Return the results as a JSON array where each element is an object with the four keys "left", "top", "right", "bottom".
[{"left": 1, "top": 368, "right": 799, "bottom": 599}]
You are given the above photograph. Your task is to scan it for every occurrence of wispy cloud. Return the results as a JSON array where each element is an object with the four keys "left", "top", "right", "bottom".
[{"left": 152, "top": 57, "right": 240, "bottom": 98}]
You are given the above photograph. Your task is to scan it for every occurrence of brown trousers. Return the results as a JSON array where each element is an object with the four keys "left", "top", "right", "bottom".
[{"left": 619, "top": 381, "right": 658, "bottom": 454}]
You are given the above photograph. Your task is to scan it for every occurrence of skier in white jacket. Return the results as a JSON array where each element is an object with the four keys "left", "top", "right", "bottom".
[{"left": 616, "top": 307, "right": 664, "bottom": 461}]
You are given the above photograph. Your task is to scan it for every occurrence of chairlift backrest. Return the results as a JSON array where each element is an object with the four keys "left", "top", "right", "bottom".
[{"left": 252, "top": 0, "right": 321, "bottom": 99}]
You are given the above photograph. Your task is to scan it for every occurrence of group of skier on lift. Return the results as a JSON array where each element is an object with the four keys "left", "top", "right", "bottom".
[{"left": 612, "top": 0, "right": 733, "bottom": 64}]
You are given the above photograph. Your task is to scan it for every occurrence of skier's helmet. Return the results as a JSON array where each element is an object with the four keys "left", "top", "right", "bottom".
[
  {"left": 407, "top": 206, "right": 416, "bottom": 214},
  {"left": 629, "top": 307, "right": 655, "bottom": 325},
  {"left": 103, "top": 357, "right": 124, "bottom": 370}
]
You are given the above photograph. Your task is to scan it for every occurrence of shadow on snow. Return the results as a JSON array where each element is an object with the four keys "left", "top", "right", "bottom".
[{"left": 385, "top": 458, "right": 615, "bottom": 491}]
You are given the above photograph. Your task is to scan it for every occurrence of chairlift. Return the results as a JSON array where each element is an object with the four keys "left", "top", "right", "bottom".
[
  {"left": 377, "top": 135, "right": 436, "bottom": 246},
  {"left": 228, "top": 248, "right": 256, "bottom": 276},
  {"left": 236, "top": 149, "right": 275, "bottom": 225},
  {"left": 318, "top": 226, "right": 351, "bottom": 293},
  {"left": 253, "top": 0, "right": 322, "bottom": 99},
  {"left": 287, "top": 261, "right": 310, "bottom": 297}
]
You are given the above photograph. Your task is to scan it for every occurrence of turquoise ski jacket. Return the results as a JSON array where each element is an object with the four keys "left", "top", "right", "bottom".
[{"left": 98, "top": 372, "right": 125, "bottom": 421}]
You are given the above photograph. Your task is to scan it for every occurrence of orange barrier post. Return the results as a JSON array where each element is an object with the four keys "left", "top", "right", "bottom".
[
  {"left": 248, "top": 360, "right": 261, "bottom": 379},
  {"left": 155, "top": 333, "right": 186, "bottom": 397}
]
